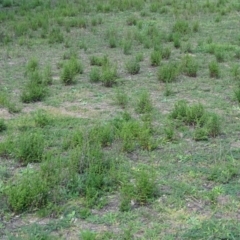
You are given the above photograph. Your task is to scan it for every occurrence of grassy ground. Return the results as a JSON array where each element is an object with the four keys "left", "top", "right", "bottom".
[{"left": 1, "top": 0, "right": 240, "bottom": 239}]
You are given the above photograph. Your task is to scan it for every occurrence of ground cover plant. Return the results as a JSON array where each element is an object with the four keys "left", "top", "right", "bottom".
[{"left": 1, "top": 0, "right": 240, "bottom": 239}]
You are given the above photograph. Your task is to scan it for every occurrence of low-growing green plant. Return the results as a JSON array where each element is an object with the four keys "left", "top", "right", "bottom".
[
  {"left": 0, "top": 91, "right": 19, "bottom": 113},
  {"left": 126, "top": 58, "right": 140, "bottom": 74},
  {"left": 89, "top": 55, "right": 108, "bottom": 66},
  {"left": 135, "top": 91, "right": 153, "bottom": 114},
  {"left": 181, "top": 55, "right": 198, "bottom": 77},
  {"left": 91, "top": 16, "right": 103, "bottom": 26},
  {"left": 192, "top": 21, "right": 199, "bottom": 32},
  {"left": 161, "top": 47, "right": 171, "bottom": 59},
  {"left": 28, "top": 70, "right": 43, "bottom": 84},
  {"left": 120, "top": 167, "right": 158, "bottom": 209},
  {"left": 207, "top": 162, "right": 238, "bottom": 184},
  {"left": 61, "top": 57, "right": 83, "bottom": 85},
  {"left": 5, "top": 170, "right": 49, "bottom": 213},
  {"left": 231, "top": 65, "right": 240, "bottom": 81},
  {"left": 234, "top": 88, "right": 240, "bottom": 103},
  {"left": 15, "top": 130, "right": 45, "bottom": 165},
  {"left": 101, "top": 64, "right": 118, "bottom": 87},
  {"left": 173, "top": 33, "right": 181, "bottom": 48},
  {"left": 123, "top": 40, "right": 132, "bottom": 55},
  {"left": 158, "top": 62, "right": 179, "bottom": 82},
  {"left": 114, "top": 88, "right": 128, "bottom": 108},
  {"left": 48, "top": 27, "right": 64, "bottom": 44},
  {"left": 126, "top": 15, "right": 138, "bottom": 26},
  {"left": 0, "top": 119, "right": 7, "bottom": 132},
  {"left": 209, "top": 60, "right": 220, "bottom": 78},
  {"left": 26, "top": 57, "right": 39, "bottom": 75},
  {"left": 135, "top": 52, "right": 144, "bottom": 62},
  {"left": 43, "top": 65, "right": 53, "bottom": 85},
  {"left": 164, "top": 123, "right": 176, "bottom": 141},
  {"left": 193, "top": 127, "right": 209, "bottom": 141},
  {"left": 89, "top": 67, "right": 101, "bottom": 83},
  {"left": 172, "top": 20, "right": 191, "bottom": 35},
  {"left": 150, "top": 50, "right": 162, "bottom": 66},
  {"left": 235, "top": 49, "right": 240, "bottom": 59},
  {"left": 170, "top": 101, "right": 221, "bottom": 139},
  {"left": 33, "top": 109, "right": 51, "bottom": 127},
  {"left": 61, "top": 63, "right": 75, "bottom": 85},
  {"left": 21, "top": 81, "right": 47, "bottom": 103},
  {"left": 106, "top": 28, "right": 118, "bottom": 48},
  {"left": 205, "top": 113, "right": 221, "bottom": 137},
  {"left": 214, "top": 49, "right": 225, "bottom": 62},
  {"left": 80, "top": 230, "right": 97, "bottom": 240}
]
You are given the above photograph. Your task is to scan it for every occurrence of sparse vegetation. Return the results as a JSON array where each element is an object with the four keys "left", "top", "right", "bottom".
[{"left": 0, "top": 1, "right": 239, "bottom": 239}]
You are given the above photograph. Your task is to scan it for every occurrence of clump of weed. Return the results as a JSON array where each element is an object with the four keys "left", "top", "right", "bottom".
[
  {"left": 106, "top": 28, "right": 118, "bottom": 48},
  {"left": 89, "top": 67, "right": 101, "bottom": 83},
  {"left": 172, "top": 20, "right": 191, "bottom": 35},
  {"left": 135, "top": 91, "right": 153, "bottom": 114},
  {"left": 114, "top": 88, "right": 128, "bottom": 108},
  {"left": 0, "top": 119, "right": 7, "bottom": 132},
  {"left": 170, "top": 100, "right": 221, "bottom": 139},
  {"left": 207, "top": 162, "right": 239, "bottom": 184},
  {"left": 5, "top": 170, "right": 49, "bottom": 213},
  {"left": 173, "top": 33, "right": 181, "bottom": 48},
  {"left": 90, "top": 55, "right": 108, "bottom": 66},
  {"left": 126, "top": 15, "right": 138, "bottom": 26},
  {"left": 193, "top": 127, "right": 209, "bottom": 141},
  {"left": 150, "top": 50, "right": 162, "bottom": 66},
  {"left": 235, "top": 49, "right": 240, "bottom": 59},
  {"left": 234, "top": 88, "right": 240, "bottom": 103},
  {"left": 209, "top": 61, "right": 220, "bottom": 78},
  {"left": 123, "top": 40, "right": 132, "bottom": 55},
  {"left": 231, "top": 65, "right": 240, "bottom": 81},
  {"left": 21, "top": 81, "right": 47, "bottom": 103},
  {"left": 61, "top": 57, "right": 83, "bottom": 85},
  {"left": 192, "top": 21, "right": 199, "bottom": 32},
  {"left": 91, "top": 16, "right": 103, "bottom": 26},
  {"left": 101, "top": 64, "right": 118, "bottom": 87},
  {"left": 158, "top": 62, "right": 179, "bottom": 82},
  {"left": 126, "top": 58, "right": 140, "bottom": 74},
  {"left": 33, "top": 109, "right": 51, "bottom": 128},
  {"left": 214, "top": 49, "right": 225, "bottom": 62},
  {"left": 135, "top": 52, "right": 144, "bottom": 62},
  {"left": 181, "top": 42, "right": 193, "bottom": 53},
  {"left": 80, "top": 230, "right": 97, "bottom": 240},
  {"left": 48, "top": 27, "right": 64, "bottom": 44},
  {"left": 43, "top": 65, "right": 53, "bottom": 85},
  {"left": 25, "top": 57, "right": 39, "bottom": 75},
  {"left": 164, "top": 122, "right": 176, "bottom": 141},
  {"left": 205, "top": 113, "right": 221, "bottom": 137},
  {"left": 161, "top": 47, "right": 171, "bottom": 59},
  {"left": 181, "top": 55, "right": 198, "bottom": 77},
  {"left": 0, "top": 91, "right": 21, "bottom": 113},
  {"left": 120, "top": 167, "right": 158, "bottom": 210},
  {"left": 14, "top": 130, "right": 45, "bottom": 165}
]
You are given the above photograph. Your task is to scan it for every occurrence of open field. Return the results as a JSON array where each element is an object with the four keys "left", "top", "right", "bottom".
[{"left": 1, "top": 0, "right": 240, "bottom": 239}]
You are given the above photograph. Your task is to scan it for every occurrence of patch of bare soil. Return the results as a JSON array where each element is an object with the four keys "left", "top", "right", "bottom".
[{"left": 0, "top": 108, "right": 12, "bottom": 119}]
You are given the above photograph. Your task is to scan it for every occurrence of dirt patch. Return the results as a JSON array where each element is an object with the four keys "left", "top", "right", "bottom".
[{"left": 0, "top": 108, "right": 13, "bottom": 119}]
